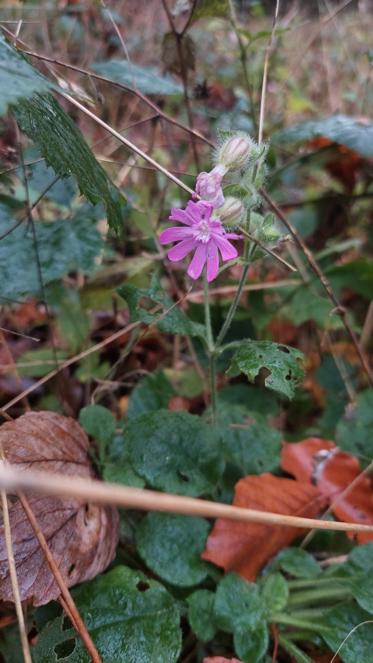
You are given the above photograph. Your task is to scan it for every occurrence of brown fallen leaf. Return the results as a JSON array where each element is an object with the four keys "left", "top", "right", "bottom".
[
  {"left": 0, "top": 411, "right": 119, "bottom": 606},
  {"left": 282, "top": 437, "right": 373, "bottom": 543},
  {"left": 201, "top": 473, "right": 325, "bottom": 581}
]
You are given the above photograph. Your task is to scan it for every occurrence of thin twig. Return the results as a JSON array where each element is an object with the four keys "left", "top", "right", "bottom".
[
  {"left": 18, "top": 494, "right": 101, "bottom": 663},
  {"left": 260, "top": 188, "right": 373, "bottom": 386},
  {"left": 0, "top": 464, "right": 372, "bottom": 535},
  {"left": 258, "top": 0, "right": 280, "bottom": 143},
  {"left": 238, "top": 225, "right": 297, "bottom": 272}
]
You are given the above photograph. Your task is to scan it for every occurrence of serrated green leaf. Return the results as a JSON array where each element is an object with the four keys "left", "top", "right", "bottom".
[
  {"left": 273, "top": 115, "right": 373, "bottom": 158},
  {"left": 261, "top": 573, "right": 289, "bottom": 616},
  {"left": 336, "top": 390, "right": 373, "bottom": 462},
  {"left": 93, "top": 59, "right": 183, "bottom": 95},
  {"left": 187, "top": 590, "right": 217, "bottom": 642},
  {"left": 227, "top": 341, "right": 305, "bottom": 400},
  {"left": 322, "top": 602, "right": 373, "bottom": 663},
  {"left": 118, "top": 274, "right": 204, "bottom": 337},
  {"left": 0, "top": 33, "right": 51, "bottom": 116},
  {"left": 0, "top": 203, "right": 104, "bottom": 300},
  {"left": 32, "top": 566, "right": 182, "bottom": 663},
  {"left": 214, "top": 573, "right": 265, "bottom": 633},
  {"left": 126, "top": 410, "right": 223, "bottom": 496},
  {"left": 270, "top": 548, "right": 321, "bottom": 579},
  {"left": 136, "top": 513, "right": 210, "bottom": 587},
  {"left": 16, "top": 93, "right": 125, "bottom": 231},
  {"left": 79, "top": 404, "right": 116, "bottom": 447},
  {"left": 234, "top": 621, "right": 269, "bottom": 663},
  {"left": 127, "top": 371, "right": 175, "bottom": 419}
]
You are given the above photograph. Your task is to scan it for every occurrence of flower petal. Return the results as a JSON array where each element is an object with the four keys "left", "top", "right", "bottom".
[
  {"left": 186, "top": 200, "right": 213, "bottom": 222},
  {"left": 167, "top": 238, "right": 196, "bottom": 262},
  {"left": 224, "top": 232, "right": 242, "bottom": 240},
  {"left": 169, "top": 208, "right": 194, "bottom": 225},
  {"left": 206, "top": 241, "right": 220, "bottom": 282},
  {"left": 213, "top": 235, "right": 238, "bottom": 261},
  {"left": 159, "top": 226, "right": 193, "bottom": 244},
  {"left": 187, "top": 243, "right": 208, "bottom": 280}
]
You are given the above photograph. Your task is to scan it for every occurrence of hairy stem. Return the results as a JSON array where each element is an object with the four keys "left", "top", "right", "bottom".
[{"left": 204, "top": 276, "right": 217, "bottom": 421}]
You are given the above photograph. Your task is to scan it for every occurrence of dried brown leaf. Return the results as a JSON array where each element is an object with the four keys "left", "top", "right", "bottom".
[{"left": 0, "top": 411, "right": 119, "bottom": 606}]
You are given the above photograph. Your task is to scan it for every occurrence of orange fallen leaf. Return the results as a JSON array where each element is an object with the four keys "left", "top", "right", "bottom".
[
  {"left": 282, "top": 437, "right": 373, "bottom": 543},
  {"left": 202, "top": 473, "right": 325, "bottom": 580},
  {"left": 0, "top": 411, "right": 119, "bottom": 605}
]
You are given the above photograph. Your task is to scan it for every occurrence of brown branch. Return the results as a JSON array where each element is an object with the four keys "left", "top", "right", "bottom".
[
  {"left": 18, "top": 493, "right": 101, "bottom": 663},
  {"left": 0, "top": 464, "right": 373, "bottom": 535},
  {"left": 260, "top": 187, "right": 373, "bottom": 386}
]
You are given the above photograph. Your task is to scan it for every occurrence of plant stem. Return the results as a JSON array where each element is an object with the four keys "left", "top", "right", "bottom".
[
  {"left": 204, "top": 276, "right": 217, "bottom": 421},
  {"left": 278, "top": 636, "right": 313, "bottom": 663},
  {"left": 216, "top": 263, "right": 250, "bottom": 347},
  {"left": 288, "top": 576, "right": 345, "bottom": 590},
  {"left": 271, "top": 613, "right": 331, "bottom": 633},
  {"left": 288, "top": 587, "right": 351, "bottom": 607}
]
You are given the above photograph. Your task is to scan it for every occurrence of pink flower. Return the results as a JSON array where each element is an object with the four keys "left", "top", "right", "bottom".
[
  {"left": 195, "top": 165, "right": 225, "bottom": 208},
  {"left": 159, "top": 200, "right": 240, "bottom": 282}
]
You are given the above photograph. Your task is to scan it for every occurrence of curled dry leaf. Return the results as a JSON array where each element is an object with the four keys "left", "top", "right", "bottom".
[
  {"left": 201, "top": 473, "right": 325, "bottom": 581},
  {"left": 281, "top": 437, "right": 373, "bottom": 543},
  {"left": 0, "top": 411, "right": 119, "bottom": 606}
]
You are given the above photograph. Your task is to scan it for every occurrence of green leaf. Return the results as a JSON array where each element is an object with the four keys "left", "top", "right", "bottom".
[
  {"left": 0, "top": 203, "right": 105, "bottom": 300},
  {"left": 336, "top": 390, "right": 373, "bottom": 462},
  {"left": 328, "top": 259, "right": 373, "bottom": 300},
  {"left": 348, "top": 543, "right": 373, "bottom": 575},
  {"left": 127, "top": 371, "right": 175, "bottom": 419},
  {"left": 187, "top": 590, "right": 217, "bottom": 642},
  {"left": 234, "top": 621, "right": 269, "bottom": 663},
  {"left": 261, "top": 573, "right": 289, "bottom": 616},
  {"left": 227, "top": 341, "right": 305, "bottom": 400},
  {"left": 214, "top": 404, "right": 281, "bottom": 475},
  {"left": 32, "top": 566, "right": 182, "bottom": 663},
  {"left": 323, "top": 602, "right": 373, "bottom": 663},
  {"left": 0, "top": 33, "right": 51, "bottom": 116},
  {"left": 125, "top": 410, "right": 222, "bottom": 496},
  {"left": 282, "top": 288, "right": 339, "bottom": 328},
  {"left": 192, "top": 0, "right": 230, "bottom": 21},
  {"left": 350, "top": 576, "right": 373, "bottom": 614},
  {"left": 219, "top": 384, "right": 280, "bottom": 417},
  {"left": 103, "top": 434, "right": 145, "bottom": 488},
  {"left": 136, "top": 513, "right": 211, "bottom": 587},
  {"left": 270, "top": 548, "right": 321, "bottom": 579},
  {"left": 93, "top": 59, "right": 183, "bottom": 95},
  {"left": 214, "top": 573, "right": 265, "bottom": 633},
  {"left": 79, "top": 404, "right": 116, "bottom": 448},
  {"left": 118, "top": 274, "right": 204, "bottom": 337},
  {"left": 273, "top": 115, "right": 373, "bottom": 158},
  {"left": 15, "top": 348, "right": 68, "bottom": 377},
  {"left": 16, "top": 93, "right": 125, "bottom": 232}
]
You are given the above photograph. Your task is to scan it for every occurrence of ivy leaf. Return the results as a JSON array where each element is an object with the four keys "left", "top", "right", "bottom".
[
  {"left": 0, "top": 203, "right": 105, "bottom": 300},
  {"left": 187, "top": 590, "right": 217, "bottom": 642},
  {"left": 15, "top": 93, "right": 125, "bottom": 232},
  {"left": 0, "top": 33, "right": 51, "bottom": 116},
  {"left": 136, "top": 513, "right": 211, "bottom": 587},
  {"left": 32, "top": 566, "right": 182, "bottom": 663},
  {"left": 336, "top": 390, "right": 373, "bottom": 462},
  {"left": 273, "top": 114, "right": 373, "bottom": 158},
  {"left": 214, "top": 573, "right": 265, "bottom": 633},
  {"left": 118, "top": 274, "right": 204, "bottom": 337},
  {"left": 270, "top": 548, "right": 321, "bottom": 579},
  {"left": 126, "top": 410, "right": 222, "bottom": 496},
  {"left": 322, "top": 602, "right": 373, "bottom": 663},
  {"left": 93, "top": 59, "right": 183, "bottom": 95},
  {"left": 227, "top": 341, "right": 305, "bottom": 400},
  {"left": 127, "top": 371, "right": 175, "bottom": 419}
]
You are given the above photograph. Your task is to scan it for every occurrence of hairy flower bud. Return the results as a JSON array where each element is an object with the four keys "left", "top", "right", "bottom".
[
  {"left": 217, "top": 133, "right": 252, "bottom": 171},
  {"left": 195, "top": 164, "right": 225, "bottom": 208},
  {"left": 218, "top": 196, "right": 245, "bottom": 227}
]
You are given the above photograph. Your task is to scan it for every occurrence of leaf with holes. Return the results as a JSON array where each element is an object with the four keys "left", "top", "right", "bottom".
[
  {"left": 0, "top": 411, "right": 119, "bottom": 606},
  {"left": 15, "top": 93, "right": 125, "bottom": 232},
  {"left": 32, "top": 566, "right": 182, "bottom": 662},
  {"left": 227, "top": 341, "right": 305, "bottom": 399},
  {"left": 0, "top": 33, "right": 51, "bottom": 116}
]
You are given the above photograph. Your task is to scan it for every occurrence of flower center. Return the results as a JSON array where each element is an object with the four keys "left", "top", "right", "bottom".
[{"left": 194, "top": 220, "right": 211, "bottom": 243}]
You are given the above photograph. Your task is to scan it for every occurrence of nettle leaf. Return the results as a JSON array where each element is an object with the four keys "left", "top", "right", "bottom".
[
  {"left": 261, "top": 573, "right": 289, "bottom": 616},
  {"left": 0, "top": 203, "right": 104, "bottom": 300},
  {"left": 15, "top": 93, "right": 125, "bottom": 231},
  {"left": 32, "top": 566, "right": 182, "bottom": 663},
  {"left": 127, "top": 371, "right": 175, "bottom": 419},
  {"left": 270, "top": 548, "right": 321, "bottom": 579},
  {"left": 187, "top": 590, "right": 217, "bottom": 642},
  {"left": 336, "top": 390, "right": 373, "bottom": 462},
  {"left": 126, "top": 410, "right": 222, "bottom": 496},
  {"left": 214, "top": 573, "right": 265, "bottom": 633},
  {"left": 227, "top": 341, "right": 305, "bottom": 400},
  {"left": 136, "top": 513, "right": 211, "bottom": 587},
  {"left": 214, "top": 404, "right": 281, "bottom": 475},
  {"left": 118, "top": 275, "right": 204, "bottom": 337},
  {"left": 273, "top": 114, "right": 373, "bottom": 158},
  {"left": 93, "top": 59, "right": 183, "bottom": 95},
  {"left": 0, "top": 33, "right": 51, "bottom": 116},
  {"left": 323, "top": 602, "right": 373, "bottom": 663}
]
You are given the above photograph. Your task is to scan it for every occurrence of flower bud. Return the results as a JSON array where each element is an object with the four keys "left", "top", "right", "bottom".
[
  {"left": 217, "top": 133, "right": 252, "bottom": 171},
  {"left": 218, "top": 196, "right": 245, "bottom": 227},
  {"left": 195, "top": 164, "right": 225, "bottom": 208}
]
